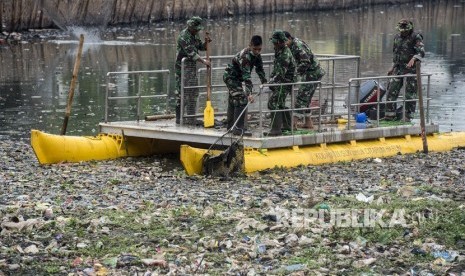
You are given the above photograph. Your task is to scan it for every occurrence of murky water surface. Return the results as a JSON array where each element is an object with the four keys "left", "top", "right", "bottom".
[{"left": 1, "top": 1, "right": 464, "bottom": 138}]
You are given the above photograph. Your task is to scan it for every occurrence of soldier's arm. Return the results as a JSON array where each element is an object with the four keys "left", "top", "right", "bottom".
[
  {"left": 407, "top": 34, "right": 425, "bottom": 68},
  {"left": 414, "top": 33, "right": 425, "bottom": 58},
  {"left": 198, "top": 38, "right": 208, "bottom": 51},
  {"left": 180, "top": 37, "right": 202, "bottom": 61},
  {"left": 240, "top": 59, "right": 254, "bottom": 95},
  {"left": 269, "top": 58, "right": 291, "bottom": 84},
  {"left": 180, "top": 37, "right": 210, "bottom": 66},
  {"left": 296, "top": 49, "right": 311, "bottom": 75},
  {"left": 255, "top": 57, "right": 267, "bottom": 84}
]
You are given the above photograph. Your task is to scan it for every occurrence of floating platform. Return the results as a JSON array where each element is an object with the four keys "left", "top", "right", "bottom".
[
  {"left": 31, "top": 119, "right": 465, "bottom": 175},
  {"left": 95, "top": 119, "right": 465, "bottom": 175},
  {"left": 181, "top": 132, "right": 465, "bottom": 175},
  {"left": 31, "top": 129, "right": 159, "bottom": 164},
  {"left": 30, "top": 57, "right": 461, "bottom": 174},
  {"left": 98, "top": 118, "right": 440, "bottom": 149}
]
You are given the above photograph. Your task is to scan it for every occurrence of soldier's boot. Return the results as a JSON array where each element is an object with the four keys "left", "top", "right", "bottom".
[
  {"left": 232, "top": 106, "right": 252, "bottom": 137},
  {"left": 266, "top": 112, "right": 283, "bottom": 136},
  {"left": 385, "top": 95, "right": 398, "bottom": 121},
  {"left": 292, "top": 113, "right": 305, "bottom": 128},
  {"left": 226, "top": 102, "right": 234, "bottom": 130},
  {"left": 405, "top": 102, "right": 416, "bottom": 121},
  {"left": 384, "top": 101, "right": 398, "bottom": 121},
  {"left": 384, "top": 112, "right": 397, "bottom": 121},
  {"left": 282, "top": 110, "right": 296, "bottom": 132},
  {"left": 175, "top": 105, "right": 181, "bottom": 125},
  {"left": 302, "top": 114, "right": 314, "bottom": 129}
]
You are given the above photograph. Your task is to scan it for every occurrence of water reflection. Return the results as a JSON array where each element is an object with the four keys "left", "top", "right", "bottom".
[{"left": 0, "top": 0, "right": 464, "bottom": 137}]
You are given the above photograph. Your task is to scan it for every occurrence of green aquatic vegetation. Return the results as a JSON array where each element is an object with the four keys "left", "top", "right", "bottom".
[{"left": 325, "top": 191, "right": 465, "bottom": 248}]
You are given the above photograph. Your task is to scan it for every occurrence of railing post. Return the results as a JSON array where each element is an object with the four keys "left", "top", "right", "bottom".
[
  {"left": 347, "top": 80, "right": 352, "bottom": 130},
  {"left": 317, "top": 81, "right": 321, "bottom": 131},
  {"left": 330, "top": 59, "right": 336, "bottom": 118},
  {"left": 426, "top": 74, "right": 431, "bottom": 123},
  {"left": 105, "top": 73, "right": 110, "bottom": 123},
  {"left": 180, "top": 58, "right": 186, "bottom": 126},
  {"left": 290, "top": 83, "right": 295, "bottom": 136},
  {"left": 166, "top": 71, "right": 171, "bottom": 113},
  {"left": 137, "top": 73, "right": 142, "bottom": 122},
  {"left": 402, "top": 76, "right": 407, "bottom": 121},
  {"left": 375, "top": 79, "right": 381, "bottom": 127},
  {"left": 258, "top": 85, "right": 263, "bottom": 138}
]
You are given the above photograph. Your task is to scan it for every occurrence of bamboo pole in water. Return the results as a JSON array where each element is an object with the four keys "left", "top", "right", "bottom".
[{"left": 61, "top": 34, "right": 85, "bottom": 136}]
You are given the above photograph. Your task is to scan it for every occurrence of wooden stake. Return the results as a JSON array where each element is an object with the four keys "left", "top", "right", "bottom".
[
  {"left": 145, "top": 114, "right": 176, "bottom": 121},
  {"left": 61, "top": 34, "right": 84, "bottom": 135}
]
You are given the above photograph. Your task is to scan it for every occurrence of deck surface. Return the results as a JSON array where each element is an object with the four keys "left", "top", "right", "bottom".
[{"left": 99, "top": 118, "right": 439, "bottom": 149}]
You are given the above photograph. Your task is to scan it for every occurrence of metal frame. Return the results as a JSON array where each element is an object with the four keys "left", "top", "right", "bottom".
[
  {"left": 347, "top": 73, "right": 432, "bottom": 129},
  {"left": 179, "top": 53, "right": 361, "bottom": 128},
  {"left": 104, "top": 69, "right": 170, "bottom": 123}
]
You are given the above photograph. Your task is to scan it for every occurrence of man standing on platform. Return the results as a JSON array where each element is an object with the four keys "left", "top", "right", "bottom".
[
  {"left": 223, "top": 35, "right": 267, "bottom": 136},
  {"left": 284, "top": 31, "right": 325, "bottom": 129},
  {"left": 385, "top": 18, "right": 425, "bottom": 121},
  {"left": 175, "top": 16, "right": 211, "bottom": 125},
  {"left": 266, "top": 30, "right": 296, "bottom": 136}
]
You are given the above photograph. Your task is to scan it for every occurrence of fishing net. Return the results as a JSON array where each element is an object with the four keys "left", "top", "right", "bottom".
[{"left": 202, "top": 140, "right": 244, "bottom": 177}]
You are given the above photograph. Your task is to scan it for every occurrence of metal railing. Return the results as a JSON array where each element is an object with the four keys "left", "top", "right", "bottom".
[
  {"left": 347, "top": 73, "right": 432, "bottom": 129},
  {"left": 179, "top": 54, "right": 361, "bottom": 126},
  {"left": 102, "top": 53, "right": 434, "bottom": 140},
  {"left": 319, "top": 55, "right": 361, "bottom": 117},
  {"left": 257, "top": 81, "right": 323, "bottom": 137},
  {"left": 104, "top": 69, "right": 170, "bottom": 123}
]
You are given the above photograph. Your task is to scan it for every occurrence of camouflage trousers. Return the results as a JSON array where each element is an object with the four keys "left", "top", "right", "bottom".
[
  {"left": 294, "top": 67, "right": 325, "bottom": 112},
  {"left": 386, "top": 75, "right": 417, "bottom": 115},
  {"left": 267, "top": 83, "right": 292, "bottom": 110},
  {"left": 175, "top": 62, "right": 198, "bottom": 116},
  {"left": 223, "top": 74, "right": 249, "bottom": 129},
  {"left": 223, "top": 74, "right": 248, "bottom": 107}
]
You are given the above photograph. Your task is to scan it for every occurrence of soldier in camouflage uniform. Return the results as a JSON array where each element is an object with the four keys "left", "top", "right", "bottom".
[
  {"left": 385, "top": 18, "right": 425, "bottom": 120},
  {"left": 284, "top": 31, "right": 325, "bottom": 128},
  {"left": 223, "top": 35, "right": 267, "bottom": 136},
  {"left": 266, "top": 30, "right": 296, "bottom": 136},
  {"left": 175, "top": 16, "right": 211, "bottom": 124}
]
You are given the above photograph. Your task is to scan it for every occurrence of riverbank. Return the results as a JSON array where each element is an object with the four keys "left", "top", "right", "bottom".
[
  {"left": 1, "top": 137, "right": 464, "bottom": 274},
  {"left": 1, "top": 0, "right": 419, "bottom": 32}
]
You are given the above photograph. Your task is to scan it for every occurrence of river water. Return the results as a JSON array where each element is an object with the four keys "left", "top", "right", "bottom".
[{"left": 0, "top": 1, "right": 464, "bottom": 138}]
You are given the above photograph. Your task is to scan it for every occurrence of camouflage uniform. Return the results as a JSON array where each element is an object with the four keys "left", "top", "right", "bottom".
[
  {"left": 386, "top": 19, "right": 425, "bottom": 118},
  {"left": 267, "top": 41, "right": 296, "bottom": 111},
  {"left": 223, "top": 47, "right": 267, "bottom": 130},
  {"left": 266, "top": 30, "right": 296, "bottom": 136},
  {"left": 175, "top": 17, "right": 207, "bottom": 123},
  {"left": 224, "top": 47, "right": 267, "bottom": 107},
  {"left": 288, "top": 37, "right": 325, "bottom": 111}
]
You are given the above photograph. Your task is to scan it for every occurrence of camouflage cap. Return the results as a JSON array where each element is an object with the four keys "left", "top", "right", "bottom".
[
  {"left": 396, "top": 19, "right": 413, "bottom": 32},
  {"left": 187, "top": 16, "right": 204, "bottom": 31},
  {"left": 270, "top": 30, "right": 287, "bottom": 43}
]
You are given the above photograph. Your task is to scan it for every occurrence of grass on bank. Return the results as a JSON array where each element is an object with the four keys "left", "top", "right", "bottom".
[{"left": 1, "top": 183, "right": 463, "bottom": 274}]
